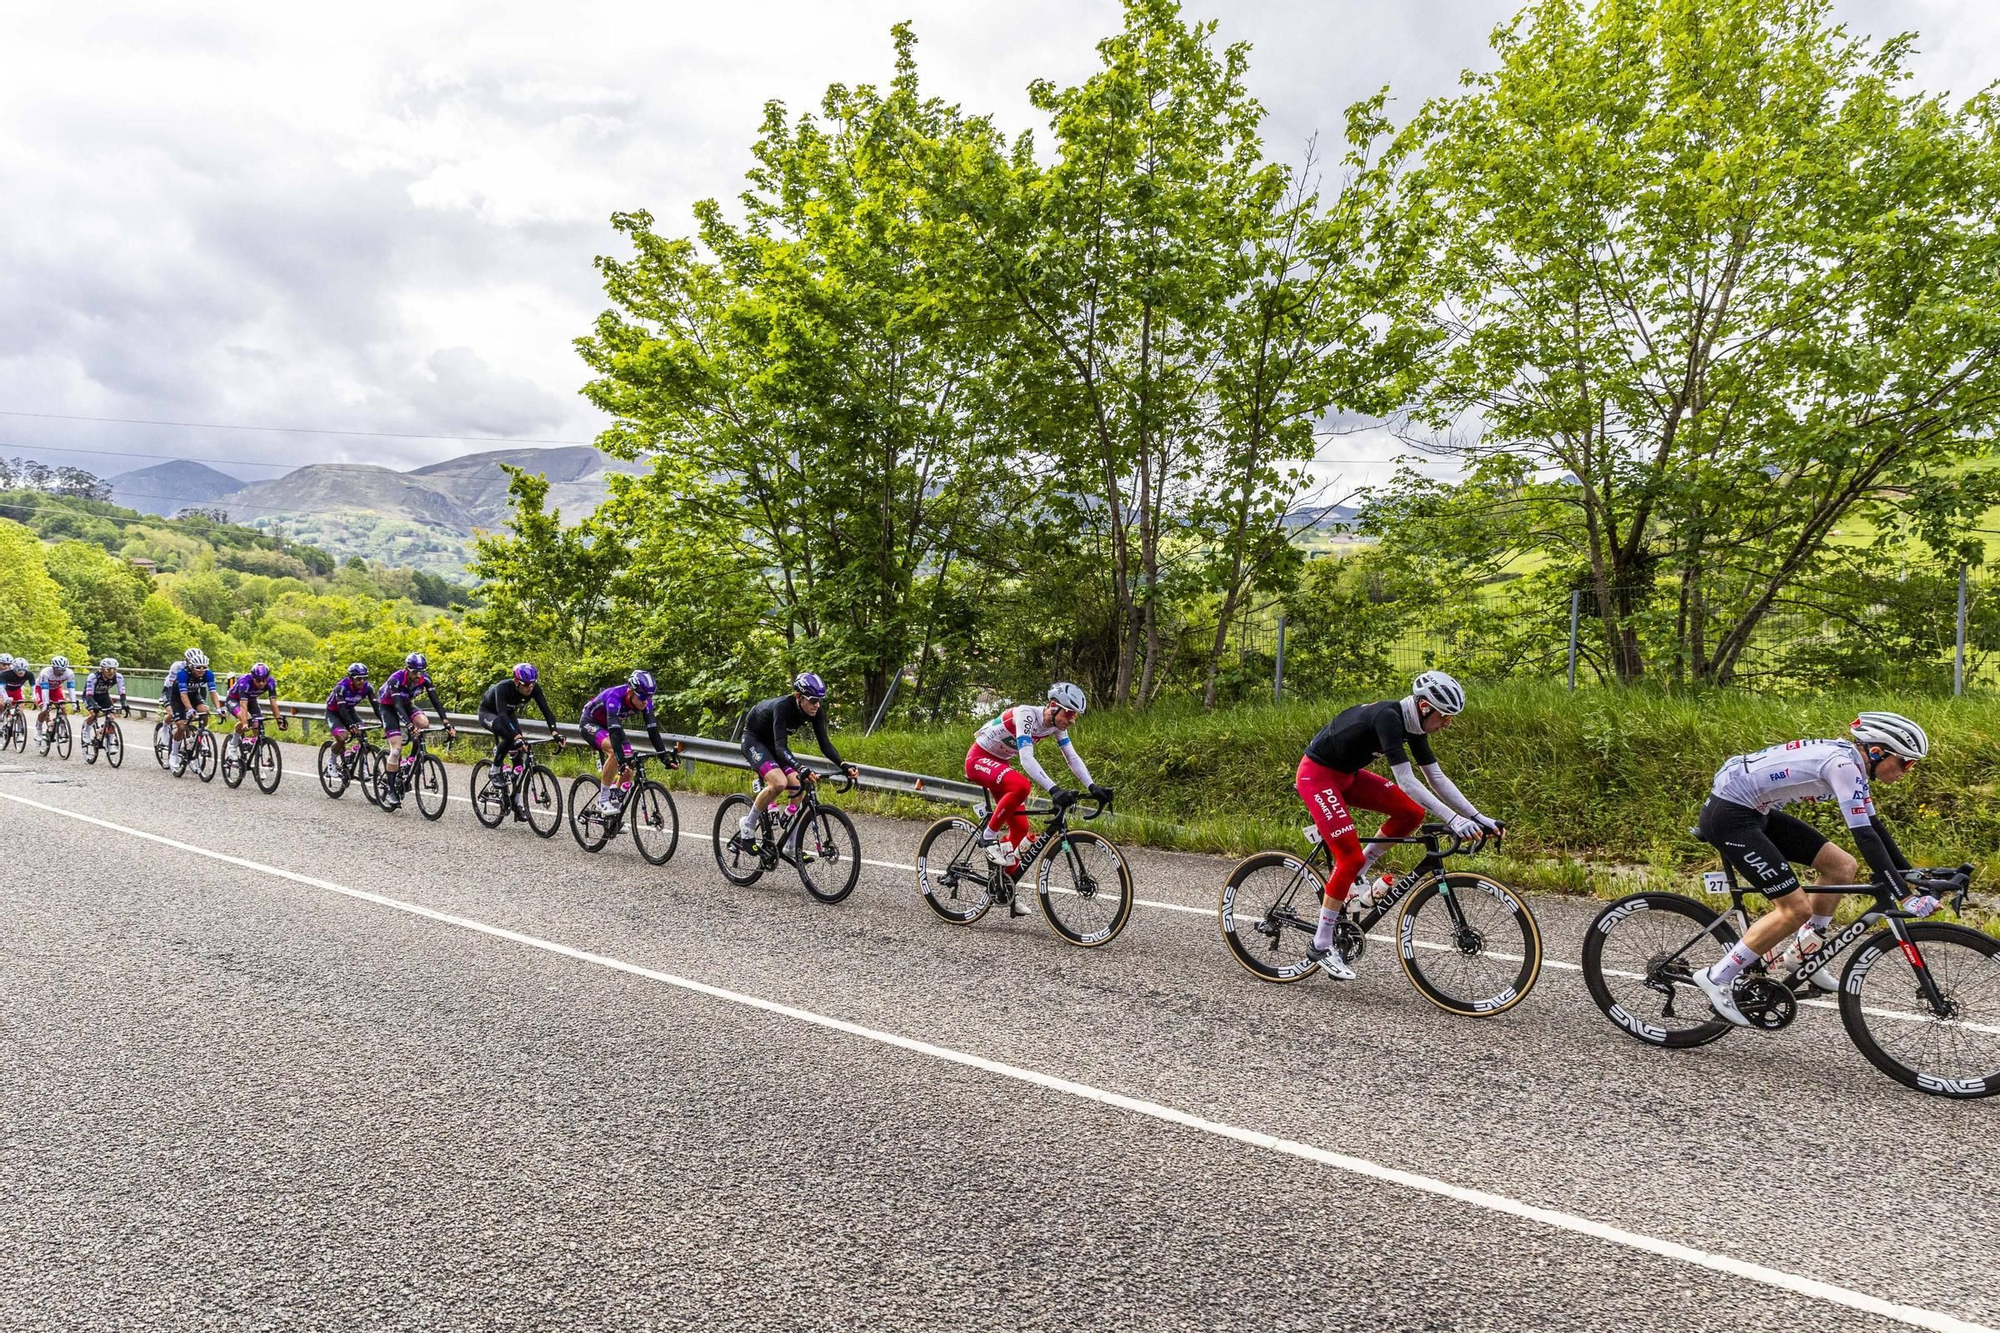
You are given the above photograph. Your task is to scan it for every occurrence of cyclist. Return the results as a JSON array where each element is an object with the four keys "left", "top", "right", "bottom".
[
  {"left": 223, "top": 662, "right": 288, "bottom": 744},
  {"left": 164, "top": 648, "right": 216, "bottom": 775},
  {"left": 478, "top": 663, "right": 565, "bottom": 816},
  {"left": 82, "top": 659, "right": 128, "bottom": 750},
  {"left": 0, "top": 654, "right": 32, "bottom": 732},
  {"left": 965, "top": 681, "right": 1113, "bottom": 875},
  {"left": 1293, "top": 670, "right": 1502, "bottom": 980},
  {"left": 34, "top": 655, "right": 75, "bottom": 740},
  {"left": 734, "top": 672, "right": 861, "bottom": 846},
  {"left": 580, "top": 670, "right": 669, "bottom": 817},
  {"left": 323, "top": 664, "right": 376, "bottom": 780},
  {"left": 375, "top": 651, "right": 453, "bottom": 811},
  {"left": 1690, "top": 712, "right": 1931, "bottom": 1026}
]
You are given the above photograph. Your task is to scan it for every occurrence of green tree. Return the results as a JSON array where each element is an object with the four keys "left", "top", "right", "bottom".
[
  {"left": 47, "top": 540, "right": 153, "bottom": 662},
  {"left": 0, "top": 520, "right": 86, "bottom": 660},
  {"left": 1374, "top": 0, "right": 2000, "bottom": 683}
]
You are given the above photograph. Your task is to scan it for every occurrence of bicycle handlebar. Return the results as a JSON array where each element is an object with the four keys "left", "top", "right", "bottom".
[{"left": 1082, "top": 793, "right": 1112, "bottom": 821}]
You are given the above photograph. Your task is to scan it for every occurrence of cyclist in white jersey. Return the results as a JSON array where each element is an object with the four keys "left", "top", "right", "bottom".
[
  {"left": 1691, "top": 711, "right": 1932, "bottom": 1025},
  {"left": 965, "top": 682, "right": 1112, "bottom": 868}
]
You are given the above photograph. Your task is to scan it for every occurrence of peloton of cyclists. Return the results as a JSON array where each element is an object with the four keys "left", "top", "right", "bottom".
[{"left": 734, "top": 672, "right": 860, "bottom": 848}]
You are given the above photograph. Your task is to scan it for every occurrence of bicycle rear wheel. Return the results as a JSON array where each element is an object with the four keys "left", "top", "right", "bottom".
[
  {"left": 1037, "top": 829, "right": 1132, "bottom": 947},
  {"left": 568, "top": 775, "right": 610, "bottom": 852},
  {"left": 1580, "top": 892, "right": 1736, "bottom": 1049},
  {"left": 629, "top": 780, "right": 679, "bottom": 865},
  {"left": 252, "top": 737, "right": 282, "bottom": 793},
  {"left": 917, "top": 816, "right": 991, "bottom": 924},
  {"left": 1840, "top": 923, "right": 2000, "bottom": 1099},
  {"left": 521, "top": 763, "right": 563, "bottom": 837},
  {"left": 1395, "top": 873, "right": 1542, "bottom": 1017},
  {"left": 103, "top": 720, "right": 123, "bottom": 768},
  {"left": 798, "top": 805, "right": 861, "bottom": 904},
  {"left": 222, "top": 736, "right": 248, "bottom": 788},
  {"left": 711, "top": 793, "right": 766, "bottom": 885},
  {"left": 192, "top": 730, "right": 218, "bottom": 782},
  {"left": 1218, "top": 851, "right": 1328, "bottom": 983},
  {"left": 413, "top": 753, "right": 448, "bottom": 820}
]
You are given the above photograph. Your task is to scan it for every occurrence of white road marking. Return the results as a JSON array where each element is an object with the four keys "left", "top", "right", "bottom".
[{"left": 3, "top": 788, "right": 1991, "bottom": 1333}]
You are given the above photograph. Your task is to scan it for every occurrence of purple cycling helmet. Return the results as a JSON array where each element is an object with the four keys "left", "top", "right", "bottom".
[
  {"left": 513, "top": 662, "right": 538, "bottom": 687},
  {"left": 792, "top": 671, "right": 827, "bottom": 700},
  {"left": 250, "top": 662, "right": 271, "bottom": 680}
]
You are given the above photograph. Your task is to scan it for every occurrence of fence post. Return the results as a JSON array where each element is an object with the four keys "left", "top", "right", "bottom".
[
  {"left": 866, "top": 666, "right": 905, "bottom": 737},
  {"left": 1273, "top": 615, "right": 1286, "bottom": 704},
  {"left": 1955, "top": 564, "right": 1968, "bottom": 697},
  {"left": 1566, "top": 590, "right": 1581, "bottom": 692}
]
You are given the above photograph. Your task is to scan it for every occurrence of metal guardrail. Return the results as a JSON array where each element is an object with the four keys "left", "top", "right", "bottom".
[{"left": 119, "top": 693, "right": 994, "bottom": 808}]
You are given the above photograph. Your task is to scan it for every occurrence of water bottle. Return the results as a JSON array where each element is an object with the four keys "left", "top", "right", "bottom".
[
  {"left": 1773, "top": 925, "right": 1823, "bottom": 978},
  {"left": 1351, "top": 873, "right": 1394, "bottom": 910}
]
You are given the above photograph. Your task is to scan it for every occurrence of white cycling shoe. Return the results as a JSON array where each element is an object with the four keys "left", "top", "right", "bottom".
[
  {"left": 1691, "top": 966, "right": 1753, "bottom": 1027},
  {"left": 1304, "top": 941, "right": 1355, "bottom": 982}
]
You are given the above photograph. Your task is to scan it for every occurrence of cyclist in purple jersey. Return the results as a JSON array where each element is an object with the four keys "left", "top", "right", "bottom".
[
  {"left": 375, "top": 651, "right": 454, "bottom": 810},
  {"left": 581, "top": 671, "right": 668, "bottom": 815},
  {"left": 224, "top": 662, "right": 288, "bottom": 744}
]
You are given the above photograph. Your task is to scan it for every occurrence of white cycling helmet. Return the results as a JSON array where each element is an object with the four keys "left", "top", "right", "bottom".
[
  {"left": 1412, "top": 669, "right": 1466, "bottom": 716},
  {"left": 100, "top": 657, "right": 117, "bottom": 671},
  {"left": 0, "top": 654, "right": 12, "bottom": 668},
  {"left": 1850, "top": 711, "right": 1928, "bottom": 762},
  {"left": 50, "top": 655, "right": 69, "bottom": 671},
  {"left": 185, "top": 648, "right": 209, "bottom": 670},
  {"left": 1048, "top": 681, "right": 1087, "bottom": 714}
]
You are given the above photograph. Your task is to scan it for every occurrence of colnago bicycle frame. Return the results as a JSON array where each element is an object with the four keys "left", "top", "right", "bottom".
[{"left": 1238, "top": 826, "right": 1487, "bottom": 942}]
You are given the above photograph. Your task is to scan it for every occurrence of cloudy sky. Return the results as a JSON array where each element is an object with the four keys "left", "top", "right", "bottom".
[{"left": 3, "top": 0, "right": 1994, "bottom": 491}]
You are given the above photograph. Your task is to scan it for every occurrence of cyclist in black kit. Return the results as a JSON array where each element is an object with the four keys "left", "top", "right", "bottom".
[
  {"left": 478, "top": 662, "right": 565, "bottom": 770},
  {"left": 736, "top": 672, "right": 859, "bottom": 843}
]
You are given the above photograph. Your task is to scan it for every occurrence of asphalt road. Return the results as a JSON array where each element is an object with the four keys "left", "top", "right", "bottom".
[{"left": 1, "top": 733, "right": 1993, "bottom": 1332}]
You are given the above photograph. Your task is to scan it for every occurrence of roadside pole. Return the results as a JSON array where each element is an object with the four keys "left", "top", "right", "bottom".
[{"left": 1566, "top": 591, "right": 1581, "bottom": 692}]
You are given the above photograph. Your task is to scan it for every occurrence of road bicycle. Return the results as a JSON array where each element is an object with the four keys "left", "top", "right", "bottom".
[
  {"left": 1582, "top": 835, "right": 1998, "bottom": 1099},
  {"left": 570, "top": 750, "right": 681, "bottom": 864},
  {"left": 220, "top": 712, "right": 285, "bottom": 794},
  {"left": 0, "top": 702, "right": 26, "bottom": 753},
  {"left": 1217, "top": 824, "right": 1542, "bottom": 1018},
  {"left": 373, "top": 725, "right": 451, "bottom": 819},
  {"left": 916, "top": 791, "right": 1133, "bottom": 947},
  {"left": 35, "top": 705, "right": 73, "bottom": 760},
  {"left": 80, "top": 704, "right": 126, "bottom": 768},
  {"left": 712, "top": 769, "right": 862, "bottom": 904},
  {"left": 155, "top": 708, "right": 218, "bottom": 781},
  {"left": 469, "top": 737, "right": 564, "bottom": 838},
  {"left": 318, "top": 727, "right": 388, "bottom": 804}
]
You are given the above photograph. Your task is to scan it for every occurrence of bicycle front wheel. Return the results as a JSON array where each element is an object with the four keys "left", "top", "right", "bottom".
[
  {"left": 568, "top": 775, "right": 609, "bottom": 852},
  {"left": 411, "top": 754, "right": 447, "bottom": 820},
  {"left": 252, "top": 737, "right": 282, "bottom": 793},
  {"left": 1218, "top": 851, "right": 1327, "bottom": 984},
  {"left": 629, "top": 781, "right": 679, "bottom": 865},
  {"left": 1038, "top": 829, "right": 1133, "bottom": 947},
  {"left": 154, "top": 723, "right": 171, "bottom": 770},
  {"left": 359, "top": 749, "right": 386, "bottom": 807},
  {"left": 103, "top": 720, "right": 123, "bottom": 768},
  {"left": 916, "top": 816, "right": 991, "bottom": 925},
  {"left": 1840, "top": 923, "right": 2000, "bottom": 1099},
  {"left": 798, "top": 805, "right": 861, "bottom": 904},
  {"left": 711, "top": 793, "right": 765, "bottom": 885},
  {"left": 521, "top": 763, "right": 563, "bottom": 837},
  {"left": 221, "top": 736, "right": 248, "bottom": 788},
  {"left": 1395, "top": 872, "right": 1541, "bottom": 1017},
  {"left": 1580, "top": 892, "right": 1736, "bottom": 1049},
  {"left": 192, "top": 731, "right": 219, "bottom": 783},
  {"left": 55, "top": 719, "right": 71, "bottom": 760},
  {"left": 82, "top": 722, "right": 100, "bottom": 765},
  {"left": 469, "top": 760, "right": 505, "bottom": 828},
  {"left": 318, "top": 741, "right": 349, "bottom": 798}
]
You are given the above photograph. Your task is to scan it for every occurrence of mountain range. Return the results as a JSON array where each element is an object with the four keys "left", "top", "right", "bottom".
[{"left": 105, "top": 446, "right": 646, "bottom": 577}]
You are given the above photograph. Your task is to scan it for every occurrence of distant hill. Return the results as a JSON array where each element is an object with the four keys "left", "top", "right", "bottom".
[
  {"left": 213, "top": 446, "right": 645, "bottom": 576},
  {"left": 106, "top": 460, "right": 245, "bottom": 516}
]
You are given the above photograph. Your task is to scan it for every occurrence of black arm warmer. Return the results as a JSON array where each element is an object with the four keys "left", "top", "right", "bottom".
[{"left": 1869, "top": 815, "right": 1914, "bottom": 874}]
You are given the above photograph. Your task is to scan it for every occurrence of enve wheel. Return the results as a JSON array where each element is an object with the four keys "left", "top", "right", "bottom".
[
  {"left": 1218, "top": 850, "right": 1330, "bottom": 984},
  {"left": 521, "top": 764, "right": 563, "bottom": 838},
  {"left": 251, "top": 737, "right": 282, "bottom": 794},
  {"left": 318, "top": 741, "right": 350, "bottom": 798},
  {"left": 1839, "top": 922, "right": 2000, "bottom": 1099},
  {"left": 916, "top": 816, "right": 992, "bottom": 925},
  {"left": 711, "top": 793, "right": 766, "bottom": 886},
  {"left": 568, "top": 774, "right": 609, "bottom": 852},
  {"left": 629, "top": 780, "right": 680, "bottom": 866},
  {"left": 1395, "top": 872, "right": 1542, "bottom": 1017},
  {"left": 102, "top": 720, "right": 123, "bottom": 768},
  {"left": 1037, "top": 829, "right": 1133, "bottom": 947},
  {"left": 469, "top": 760, "right": 506, "bottom": 828},
  {"left": 1581, "top": 892, "right": 1737, "bottom": 1049},
  {"left": 414, "top": 753, "right": 448, "bottom": 820},
  {"left": 798, "top": 805, "right": 861, "bottom": 904}
]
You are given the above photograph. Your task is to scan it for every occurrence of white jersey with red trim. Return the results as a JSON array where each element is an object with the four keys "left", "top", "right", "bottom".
[
  {"left": 1711, "top": 738, "right": 1876, "bottom": 831},
  {"left": 972, "top": 704, "right": 1093, "bottom": 791}
]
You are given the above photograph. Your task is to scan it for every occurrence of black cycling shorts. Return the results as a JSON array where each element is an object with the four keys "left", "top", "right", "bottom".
[
  {"left": 327, "top": 703, "right": 366, "bottom": 735},
  {"left": 481, "top": 707, "right": 522, "bottom": 752},
  {"left": 168, "top": 689, "right": 205, "bottom": 720},
  {"left": 1698, "top": 797, "right": 1829, "bottom": 898},
  {"left": 741, "top": 732, "right": 795, "bottom": 778},
  {"left": 379, "top": 699, "right": 419, "bottom": 735}
]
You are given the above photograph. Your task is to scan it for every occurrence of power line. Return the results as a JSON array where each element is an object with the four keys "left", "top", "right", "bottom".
[{"left": 0, "top": 408, "right": 601, "bottom": 447}]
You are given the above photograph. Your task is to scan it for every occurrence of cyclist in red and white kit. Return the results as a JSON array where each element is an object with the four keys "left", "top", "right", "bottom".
[
  {"left": 965, "top": 682, "right": 1113, "bottom": 871},
  {"left": 1294, "top": 670, "right": 1502, "bottom": 979}
]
